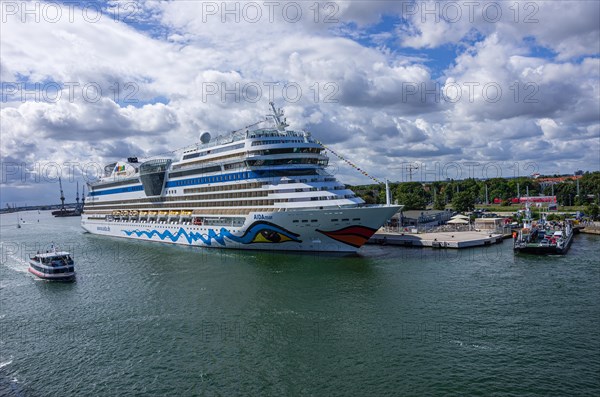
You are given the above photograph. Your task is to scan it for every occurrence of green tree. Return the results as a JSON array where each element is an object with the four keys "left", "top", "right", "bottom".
[
  {"left": 488, "top": 177, "right": 510, "bottom": 201},
  {"left": 451, "top": 191, "right": 476, "bottom": 212},
  {"left": 395, "top": 182, "right": 427, "bottom": 210},
  {"left": 433, "top": 187, "right": 446, "bottom": 210},
  {"left": 546, "top": 213, "right": 563, "bottom": 221},
  {"left": 574, "top": 195, "right": 587, "bottom": 206},
  {"left": 362, "top": 194, "right": 376, "bottom": 204},
  {"left": 460, "top": 178, "right": 482, "bottom": 202},
  {"left": 580, "top": 172, "right": 600, "bottom": 199},
  {"left": 585, "top": 203, "right": 599, "bottom": 220},
  {"left": 556, "top": 182, "right": 577, "bottom": 206}
]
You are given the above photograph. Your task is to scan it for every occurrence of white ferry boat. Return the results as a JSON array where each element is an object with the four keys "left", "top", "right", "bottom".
[
  {"left": 29, "top": 248, "right": 75, "bottom": 281},
  {"left": 81, "top": 104, "right": 402, "bottom": 252}
]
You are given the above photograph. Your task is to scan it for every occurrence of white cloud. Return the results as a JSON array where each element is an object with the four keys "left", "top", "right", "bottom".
[
  {"left": 0, "top": 0, "right": 598, "bottom": 204},
  {"left": 397, "top": 1, "right": 600, "bottom": 60}
]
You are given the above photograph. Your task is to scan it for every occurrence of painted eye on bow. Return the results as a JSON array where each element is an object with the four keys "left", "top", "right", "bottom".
[
  {"left": 251, "top": 229, "right": 294, "bottom": 243},
  {"left": 237, "top": 221, "right": 301, "bottom": 244}
]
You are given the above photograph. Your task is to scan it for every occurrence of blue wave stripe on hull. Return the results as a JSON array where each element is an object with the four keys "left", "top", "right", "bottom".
[
  {"left": 123, "top": 227, "right": 229, "bottom": 245},
  {"left": 122, "top": 222, "right": 301, "bottom": 246}
]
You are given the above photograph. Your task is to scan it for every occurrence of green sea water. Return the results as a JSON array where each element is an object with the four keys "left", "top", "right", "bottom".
[{"left": 1, "top": 211, "right": 599, "bottom": 396}]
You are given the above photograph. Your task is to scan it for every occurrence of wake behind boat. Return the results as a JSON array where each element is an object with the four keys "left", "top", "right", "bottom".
[{"left": 81, "top": 103, "right": 402, "bottom": 252}]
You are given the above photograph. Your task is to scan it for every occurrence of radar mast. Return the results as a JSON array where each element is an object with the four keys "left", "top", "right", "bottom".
[{"left": 269, "top": 101, "right": 288, "bottom": 132}]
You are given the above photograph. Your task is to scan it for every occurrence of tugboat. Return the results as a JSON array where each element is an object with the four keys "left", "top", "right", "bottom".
[
  {"left": 28, "top": 245, "right": 75, "bottom": 281},
  {"left": 513, "top": 205, "right": 574, "bottom": 255}
]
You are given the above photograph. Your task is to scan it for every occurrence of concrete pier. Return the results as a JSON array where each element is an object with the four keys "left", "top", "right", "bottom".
[
  {"left": 579, "top": 226, "right": 600, "bottom": 235},
  {"left": 368, "top": 230, "right": 505, "bottom": 248}
]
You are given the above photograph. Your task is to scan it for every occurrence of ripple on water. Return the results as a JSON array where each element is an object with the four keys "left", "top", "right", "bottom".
[{"left": 0, "top": 212, "right": 599, "bottom": 395}]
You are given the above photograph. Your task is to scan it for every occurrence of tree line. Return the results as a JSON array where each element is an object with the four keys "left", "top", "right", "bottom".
[{"left": 350, "top": 171, "right": 600, "bottom": 216}]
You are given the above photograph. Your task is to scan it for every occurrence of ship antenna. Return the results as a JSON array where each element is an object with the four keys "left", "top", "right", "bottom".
[
  {"left": 269, "top": 101, "right": 280, "bottom": 124},
  {"left": 269, "top": 101, "right": 288, "bottom": 131}
]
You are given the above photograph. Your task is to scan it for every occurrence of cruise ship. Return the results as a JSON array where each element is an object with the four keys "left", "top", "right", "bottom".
[{"left": 81, "top": 104, "right": 402, "bottom": 252}]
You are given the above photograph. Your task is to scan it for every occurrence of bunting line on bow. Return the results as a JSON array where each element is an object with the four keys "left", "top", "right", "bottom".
[{"left": 315, "top": 139, "right": 382, "bottom": 184}]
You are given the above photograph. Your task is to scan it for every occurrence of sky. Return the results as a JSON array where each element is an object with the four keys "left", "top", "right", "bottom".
[{"left": 1, "top": 0, "right": 599, "bottom": 206}]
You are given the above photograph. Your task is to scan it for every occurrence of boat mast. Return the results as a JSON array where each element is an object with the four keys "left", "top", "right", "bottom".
[{"left": 76, "top": 181, "right": 80, "bottom": 205}]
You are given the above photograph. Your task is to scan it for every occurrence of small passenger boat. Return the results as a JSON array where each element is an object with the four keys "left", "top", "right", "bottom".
[{"left": 28, "top": 247, "right": 75, "bottom": 281}]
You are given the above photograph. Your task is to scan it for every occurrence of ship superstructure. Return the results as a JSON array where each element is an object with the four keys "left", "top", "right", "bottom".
[{"left": 81, "top": 104, "right": 401, "bottom": 252}]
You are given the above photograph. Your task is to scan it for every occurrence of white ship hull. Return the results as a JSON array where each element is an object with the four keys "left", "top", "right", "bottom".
[{"left": 82, "top": 206, "right": 399, "bottom": 252}]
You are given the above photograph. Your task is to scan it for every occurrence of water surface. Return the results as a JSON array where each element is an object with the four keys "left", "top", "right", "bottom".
[{"left": 1, "top": 211, "right": 598, "bottom": 396}]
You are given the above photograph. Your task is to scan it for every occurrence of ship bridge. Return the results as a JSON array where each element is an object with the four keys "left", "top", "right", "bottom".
[{"left": 139, "top": 159, "right": 172, "bottom": 196}]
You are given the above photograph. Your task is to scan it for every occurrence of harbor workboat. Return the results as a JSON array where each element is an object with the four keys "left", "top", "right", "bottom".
[
  {"left": 81, "top": 103, "right": 402, "bottom": 252},
  {"left": 513, "top": 207, "right": 574, "bottom": 255},
  {"left": 28, "top": 247, "right": 75, "bottom": 281}
]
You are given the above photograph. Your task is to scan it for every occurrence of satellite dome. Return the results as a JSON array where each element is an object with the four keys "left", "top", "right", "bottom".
[{"left": 200, "top": 132, "right": 211, "bottom": 144}]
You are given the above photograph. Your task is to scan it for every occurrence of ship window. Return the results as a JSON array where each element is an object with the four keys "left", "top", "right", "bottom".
[
  {"left": 293, "top": 220, "right": 299, "bottom": 223},
  {"left": 183, "top": 152, "right": 200, "bottom": 160},
  {"left": 311, "top": 220, "right": 317, "bottom": 222},
  {"left": 353, "top": 218, "right": 360, "bottom": 221},
  {"left": 169, "top": 165, "right": 221, "bottom": 179},
  {"left": 301, "top": 220, "right": 308, "bottom": 223},
  {"left": 331, "top": 219, "right": 338, "bottom": 222},
  {"left": 342, "top": 219, "right": 349, "bottom": 221}
]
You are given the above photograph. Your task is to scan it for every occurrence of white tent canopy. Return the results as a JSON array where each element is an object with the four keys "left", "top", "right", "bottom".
[
  {"left": 447, "top": 218, "right": 469, "bottom": 224},
  {"left": 451, "top": 214, "right": 470, "bottom": 220}
]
